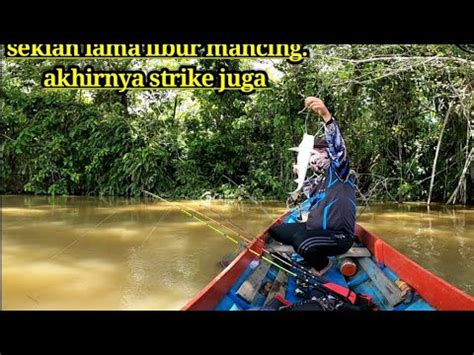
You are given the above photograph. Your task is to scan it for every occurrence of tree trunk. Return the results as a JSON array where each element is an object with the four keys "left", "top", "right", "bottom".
[
  {"left": 172, "top": 94, "right": 179, "bottom": 121},
  {"left": 468, "top": 163, "right": 474, "bottom": 204},
  {"left": 396, "top": 112, "right": 404, "bottom": 202},
  {"left": 443, "top": 157, "right": 449, "bottom": 201},
  {"left": 447, "top": 148, "right": 474, "bottom": 205},
  {"left": 428, "top": 104, "right": 453, "bottom": 205},
  {"left": 120, "top": 93, "right": 129, "bottom": 116}
]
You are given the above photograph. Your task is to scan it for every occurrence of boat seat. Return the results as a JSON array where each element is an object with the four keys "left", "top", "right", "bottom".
[
  {"left": 236, "top": 261, "right": 272, "bottom": 303},
  {"left": 263, "top": 270, "right": 289, "bottom": 306},
  {"left": 266, "top": 244, "right": 295, "bottom": 253},
  {"left": 336, "top": 246, "right": 370, "bottom": 259},
  {"left": 356, "top": 257, "right": 403, "bottom": 307}
]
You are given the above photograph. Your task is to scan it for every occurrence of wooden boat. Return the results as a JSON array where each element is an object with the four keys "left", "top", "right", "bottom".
[{"left": 182, "top": 198, "right": 474, "bottom": 311}]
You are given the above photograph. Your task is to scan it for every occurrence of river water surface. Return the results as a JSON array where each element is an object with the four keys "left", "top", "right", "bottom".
[{"left": 2, "top": 196, "right": 473, "bottom": 309}]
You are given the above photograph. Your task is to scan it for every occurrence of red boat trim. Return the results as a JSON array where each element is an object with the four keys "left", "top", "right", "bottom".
[{"left": 355, "top": 224, "right": 474, "bottom": 310}]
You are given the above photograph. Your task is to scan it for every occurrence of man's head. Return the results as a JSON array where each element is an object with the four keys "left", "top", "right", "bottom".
[{"left": 310, "top": 137, "right": 330, "bottom": 173}]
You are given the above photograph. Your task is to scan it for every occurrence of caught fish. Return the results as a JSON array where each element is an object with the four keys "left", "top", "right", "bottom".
[{"left": 289, "top": 133, "right": 314, "bottom": 197}]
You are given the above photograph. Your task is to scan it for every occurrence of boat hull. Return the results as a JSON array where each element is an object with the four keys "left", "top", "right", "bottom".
[{"left": 183, "top": 211, "right": 474, "bottom": 311}]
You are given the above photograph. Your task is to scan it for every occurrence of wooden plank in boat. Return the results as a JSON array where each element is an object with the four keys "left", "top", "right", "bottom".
[
  {"left": 337, "top": 247, "right": 371, "bottom": 259},
  {"left": 236, "top": 261, "right": 272, "bottom": 303},
  {"left": 267, "top": 244, "right": 295, "bottom": 253},
  {"left": 263, "top": 270, "right": 289, "bottom": 306},
  {"left": 357, "top": 257, "right": 403, "bottom": 307}
]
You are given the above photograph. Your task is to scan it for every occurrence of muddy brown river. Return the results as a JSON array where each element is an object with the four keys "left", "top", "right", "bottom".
[{"left": 2, "top": 196, "right": 473, "bottom": 309}]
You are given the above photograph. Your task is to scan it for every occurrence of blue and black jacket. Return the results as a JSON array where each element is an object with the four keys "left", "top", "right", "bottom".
[{"left": 304, "top": 117, "right": 356, "bottom": 236}]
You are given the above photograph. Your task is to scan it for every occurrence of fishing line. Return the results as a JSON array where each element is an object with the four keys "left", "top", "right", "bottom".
[
  {"left": 137, "top": 206, "right": 173, "bottom": 249},
  {"left": 26, "top": 210, "right": 121, "bottom": 305},
  {"left": 222, "top": 174, "right": 274, "bottom": 221},
  {"left": 26, "top": 200, "right": 168, "bottom": 305},
  {"left": 46, "top": 208, "right": 120, "bottom": 262}
]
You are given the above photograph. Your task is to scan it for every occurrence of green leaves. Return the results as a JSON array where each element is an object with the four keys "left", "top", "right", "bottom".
[{"left": 2, "top": 47, "right": 471, "bottom": 202}]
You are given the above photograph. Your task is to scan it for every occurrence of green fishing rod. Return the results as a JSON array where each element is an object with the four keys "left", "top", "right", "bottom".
[
  {"left": 197, "top": 200, "right": 331, "bottom": 284},
  {"left": 144, "top": 191, "right": 297, "bottom": 278},
  {"left": 144, "top": 191, "right": 363, "bottom": 306},
  {"left": 145, "top": 191, "right": 325, "bottom": 282},
  {"left": 220, "top": 175, "right": 319, "bottom": 269},
  {"left": 144, "top": 191, "right": 334, "bottom": 290}
]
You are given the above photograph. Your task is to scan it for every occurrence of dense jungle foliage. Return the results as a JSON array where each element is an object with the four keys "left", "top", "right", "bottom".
[{"left": 1, "top": 45, "right": 473, "bottom": 203}]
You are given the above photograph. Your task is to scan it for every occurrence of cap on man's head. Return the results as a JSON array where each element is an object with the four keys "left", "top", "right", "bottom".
[{"left": 313, "top": 137, "right": 329, "bottom": 148}]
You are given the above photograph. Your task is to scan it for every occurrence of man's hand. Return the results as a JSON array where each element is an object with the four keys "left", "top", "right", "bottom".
[{"left": 304, "top": 97, "right": 331, "bottom": 122}]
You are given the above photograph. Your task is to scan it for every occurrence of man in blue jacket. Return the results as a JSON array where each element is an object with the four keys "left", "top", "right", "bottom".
[{"left": 269, "top": 97, "right": 356, "bottom": 276}]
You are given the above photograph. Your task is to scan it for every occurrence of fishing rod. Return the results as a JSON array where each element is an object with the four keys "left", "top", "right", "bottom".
[
  {"left": 144, "top": 190, "right": 297, "bottom": 278},
  {"left": 197, "top": 202, "right": 268, "bottom": 238},
  {"left": 147, "top": 191, "right": 329, "bottom": 284},
  {"left": 143, "top": 191, "right": 337, "bottom": 294},
  {"left": 218, "top": 174, "right": 312, "bottom": 268},
  {"left": 189, "top": 198, "right": 364, "bottom": 306},
  {"left": 143, "top": 192, "right": 368, "bottom": 306},
  {"left": 197, "top": 200, "right": 331, "bottom": 285}
]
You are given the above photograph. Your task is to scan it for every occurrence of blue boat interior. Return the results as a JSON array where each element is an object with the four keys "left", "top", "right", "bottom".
[{"left": 215, "top": 197, "right": 435, "bottom": 311}]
